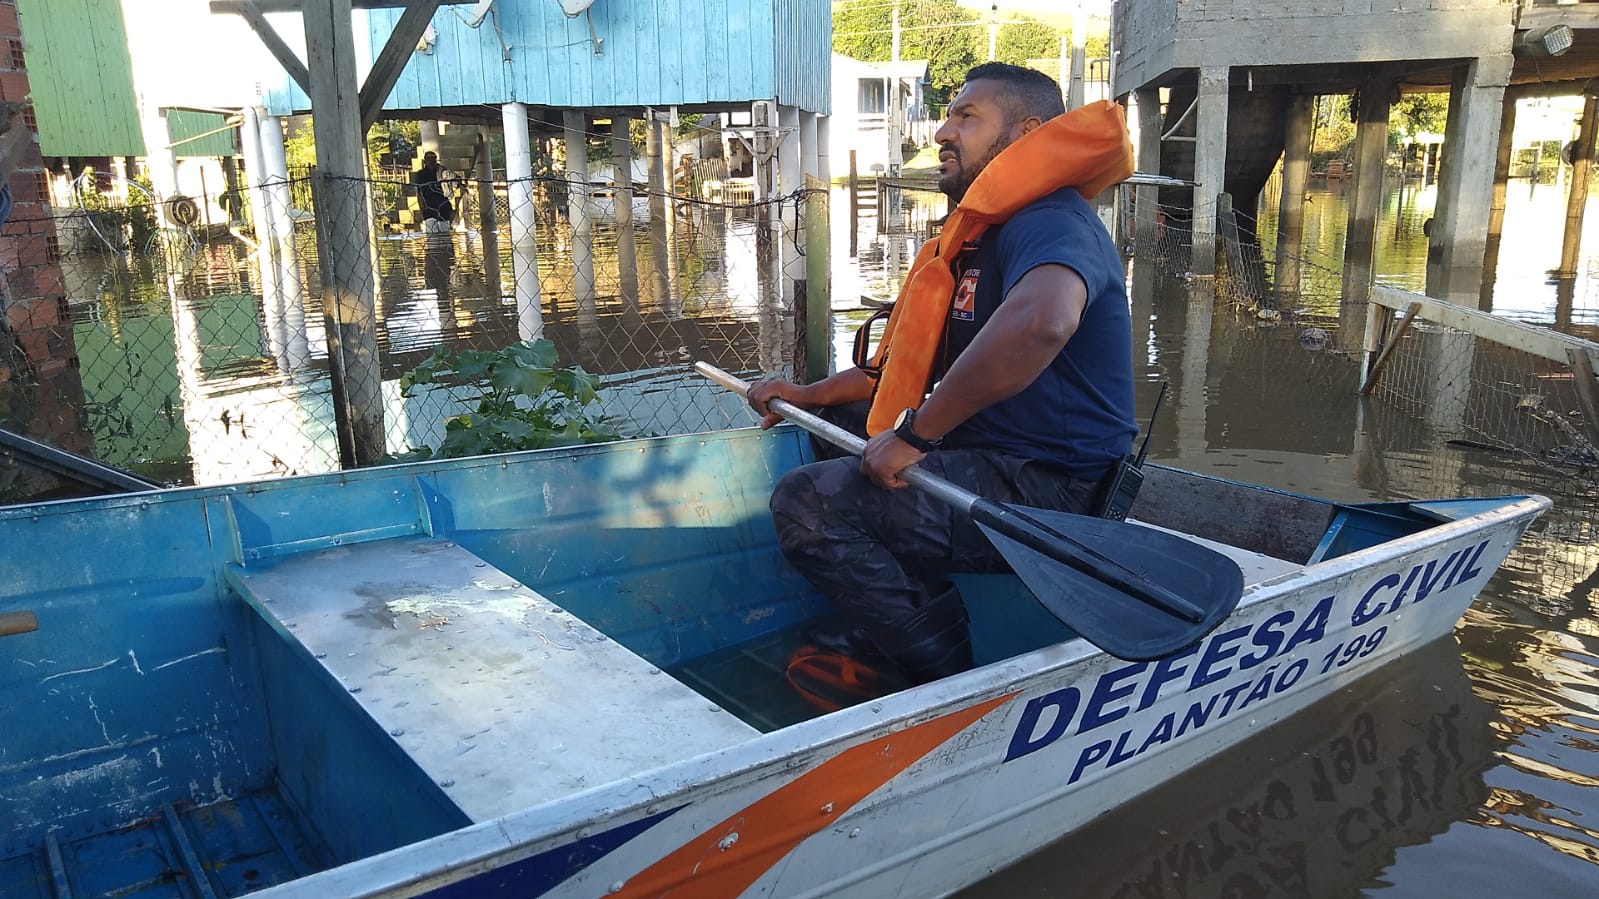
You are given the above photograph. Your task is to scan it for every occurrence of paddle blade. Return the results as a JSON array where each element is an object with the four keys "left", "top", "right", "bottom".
[{"left": 976, "top": 509, "right": 1244, "bottom": 661}]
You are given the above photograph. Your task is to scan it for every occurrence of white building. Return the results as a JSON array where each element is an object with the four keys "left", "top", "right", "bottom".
[{"left": 828, "top": 53, "right": 932, "bottom": 177}]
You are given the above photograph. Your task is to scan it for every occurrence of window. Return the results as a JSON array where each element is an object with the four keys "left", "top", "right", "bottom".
[
  {"left": 858, "top": 79, "right": 886, "bottom": 116},
  {"left": 6, "top": 40, "right": 21, "bottom": 70}
]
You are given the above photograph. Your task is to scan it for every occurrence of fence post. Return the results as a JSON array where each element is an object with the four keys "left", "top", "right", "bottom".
[{"left": 302, "top": 0, "right": 385, "bottom": 466}]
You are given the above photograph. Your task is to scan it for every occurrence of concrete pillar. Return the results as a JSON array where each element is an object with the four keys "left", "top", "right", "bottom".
[
  {"left": 800, "top": 110, "right": 819, "bottom": 181},
  {"left": 419, "top": 120, "right": 442, "bottom": 157},
  {"left": 1559, "top": 94, "right": 1598, "bottom": 282},
  {"left": 1275, "top": 94, "right": 1313, "bottom": 298},
  {"left": 646, "top": 110, "right": 679, "bottom": 317},
  {"left": 611, "top": 114, "right": 639, "bottom": 315},
  {"left": 779, "top": 105, "right": 803, "bottom": 199},
  {"left": 260, "top": 113, "right": 310, "bottom": 370},
  {"left": 564, "top": 111, "right": 597, "bottom": 333},
  {"left": 502, "top": 101, "right": 543, "bottom": 340},
  {"left": 1341, "top": 71, "right": 1391, "bottom": 325},
  {"left": 817, "top": 115, "right": 832, "bottom": 183},
  {"left": 1133, "top": 87, "right": 1161, "bottom": 252},
  {"left": 474, "top": 126, "right": 500, "bottom": 300},
  {"left": 238, "top": 106, "right": 284, "bottom": 362},
  {"left": 138, "top": 101, "right": 180, "bottom": 204},
  {"left": 1426, "top": 55, "right": 1511, "bottom": 306},
  {"left": 1480, "top": 93, "right": 1519, "bottom": 308},
  {"left": 1192, "top": 66, "right": 1229, "bottom": 277}
]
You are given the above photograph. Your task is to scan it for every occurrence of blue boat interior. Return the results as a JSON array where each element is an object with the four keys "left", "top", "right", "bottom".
[{"left": 0, "top": 427, "right": 1510, "bottom": 898}]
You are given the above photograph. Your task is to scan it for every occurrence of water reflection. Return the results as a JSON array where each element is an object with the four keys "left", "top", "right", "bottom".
[
  {"left": 957, "top": 638, "right": 1495, "bottom": 898},
  {"left": 47, "top": 195, "right": 807, "bottom": 480}
]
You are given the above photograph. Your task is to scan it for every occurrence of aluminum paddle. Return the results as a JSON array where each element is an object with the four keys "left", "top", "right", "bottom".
[{"left": 696, "top": 362, "right": 1245, "bottom": 661}]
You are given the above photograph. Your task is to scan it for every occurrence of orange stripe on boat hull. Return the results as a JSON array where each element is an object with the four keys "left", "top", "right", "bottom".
[{"left": 613, "top": 693, "right": 1016, "bottom": 899}]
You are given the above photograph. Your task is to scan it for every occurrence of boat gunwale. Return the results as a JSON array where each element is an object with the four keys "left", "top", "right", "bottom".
[{"left": 242, "top": 492, "right": 1552, "bottom": 899}]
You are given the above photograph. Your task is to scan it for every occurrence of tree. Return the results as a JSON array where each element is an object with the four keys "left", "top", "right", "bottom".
[
  {"left": 834, "top": 0, "right": 980, "bottom": 105},
  {"left": 994, "top": 19, "right": 1058, "bottom": 68},
  {"left": 1391, "top": 93, "right": 1448, "bottom": 143}
]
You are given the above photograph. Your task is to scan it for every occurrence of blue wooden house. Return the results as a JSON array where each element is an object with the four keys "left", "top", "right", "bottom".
[{"left": 263, "top": 0, "right": 830, "bottom": 125}]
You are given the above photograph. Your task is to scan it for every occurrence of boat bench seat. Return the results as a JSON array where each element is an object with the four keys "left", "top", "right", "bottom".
[
  {"left": 225, "top": 535, "right": 760, "bottom": 822},
  {"left": 1133, "top": 520, "right": 1303, "bottom": 586}
]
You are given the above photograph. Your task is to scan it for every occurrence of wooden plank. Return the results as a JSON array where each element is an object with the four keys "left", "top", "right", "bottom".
[
  {"left": 358, "top": 0, "right": 446, "bottom": 129},
  {"left": 1371, "top": 286, "right": 1599, "bottom": 365},
  {"left": 1565, "top": 347, "right": 1599, "bottom": 442},
  {"left": 1359, "top": 302, "right": 1422, "bottom": 396},
  {"left": 209, "top": 1, "right": 311, "bottom": 96}
]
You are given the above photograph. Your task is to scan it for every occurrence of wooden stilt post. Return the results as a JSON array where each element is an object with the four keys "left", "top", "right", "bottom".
[
  {"left": 1559, "top": 93, "right": 1598, "bottom": 280},
  {"left": 1481, "top": 92, "right": 1518, "bottom": 307},
  {"left": 301, "top": 0, "right": 384, "bottom": 467}
]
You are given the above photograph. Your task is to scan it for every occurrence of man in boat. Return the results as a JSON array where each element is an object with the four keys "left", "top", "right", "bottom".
[{"left": 746, "top": 63, "right": 1137, "bottom": 694}]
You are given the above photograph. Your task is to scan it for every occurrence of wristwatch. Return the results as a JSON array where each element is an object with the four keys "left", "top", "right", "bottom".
[{"left": 893, "top": 407, "right": 943, "bottom": 452}]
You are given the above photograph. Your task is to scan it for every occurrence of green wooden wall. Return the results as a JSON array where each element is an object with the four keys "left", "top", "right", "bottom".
[
  {"left": 17, "top": 0, "right": 144, "bottom": 157},
  {"left": 166, "top": 109, "right": 235, "bottom": 159}
]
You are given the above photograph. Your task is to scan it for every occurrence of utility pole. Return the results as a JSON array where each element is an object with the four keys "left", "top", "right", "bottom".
[
  {"left": 988, "top": 3, "right": 998, "bottom": 62},
  {"left": 1069, "top": 4, "right": 1087, "bottom": 109},
  {"left": 889, "top": 5, "right": 902, "bottom": 178}
]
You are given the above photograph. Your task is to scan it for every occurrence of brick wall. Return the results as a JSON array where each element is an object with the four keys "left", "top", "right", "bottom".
[{"left": 0, "top": 0, "right": 85, "bottom": 452}]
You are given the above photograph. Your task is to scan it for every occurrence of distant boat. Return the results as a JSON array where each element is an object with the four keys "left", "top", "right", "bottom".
[{"left": 0, "top": 424, "right": 1546, "bottom": 897}]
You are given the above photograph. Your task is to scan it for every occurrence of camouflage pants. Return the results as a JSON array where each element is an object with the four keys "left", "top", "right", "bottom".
[{"left": 770, "top": 407, "right": 1105, "bottom": 641}]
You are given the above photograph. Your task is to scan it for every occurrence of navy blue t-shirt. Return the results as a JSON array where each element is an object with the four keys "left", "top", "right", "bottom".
[{"left": 935, "top": 187, "right": 1136, "bottom": 477}]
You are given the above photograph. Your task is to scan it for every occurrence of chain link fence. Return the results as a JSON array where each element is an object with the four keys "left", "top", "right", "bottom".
[{"left": 0, "top": 160, "right": 826, "bottom": 488}]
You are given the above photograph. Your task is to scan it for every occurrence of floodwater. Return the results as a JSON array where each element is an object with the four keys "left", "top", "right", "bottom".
[
  {"left": 17, "top": 172, "right": 1599, "bottom": 895},
  {"left": 937, "top": 176, "right": 1599, "bottom": 895}
]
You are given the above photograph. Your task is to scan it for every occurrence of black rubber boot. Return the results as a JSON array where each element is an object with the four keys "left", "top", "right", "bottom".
[
  {"left": 873, "top": 586, "right": 975, "bottom": 684},
  {"left": 802, "top": 614, "right": 886, "bottom": 662}
]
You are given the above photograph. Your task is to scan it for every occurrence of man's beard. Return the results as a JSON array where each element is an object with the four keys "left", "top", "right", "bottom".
[{"left": 939, "top": 132, "right": 1014, "bottom": 202}]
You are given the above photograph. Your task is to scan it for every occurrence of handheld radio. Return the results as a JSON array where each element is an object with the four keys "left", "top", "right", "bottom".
[{"left": 1094, "top": 382, "right": 1168, "bottom": 521}]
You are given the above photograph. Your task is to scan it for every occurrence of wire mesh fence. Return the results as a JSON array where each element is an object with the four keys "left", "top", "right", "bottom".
[
  {"left": 0, "top": 166, "right": 825, "bottom": 488},
  {"left": 10, "top": 147, "right": 1599, "bottom": 528}
]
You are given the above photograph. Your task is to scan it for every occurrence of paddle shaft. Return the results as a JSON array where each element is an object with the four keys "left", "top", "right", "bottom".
[{"left": 695, "top": 363, "right": 1206, "bottom": 622}]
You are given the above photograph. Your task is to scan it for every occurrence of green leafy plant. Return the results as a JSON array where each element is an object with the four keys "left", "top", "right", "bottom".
[{"left": 391, "top": 339, "right": 623, "bottom": 462}]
